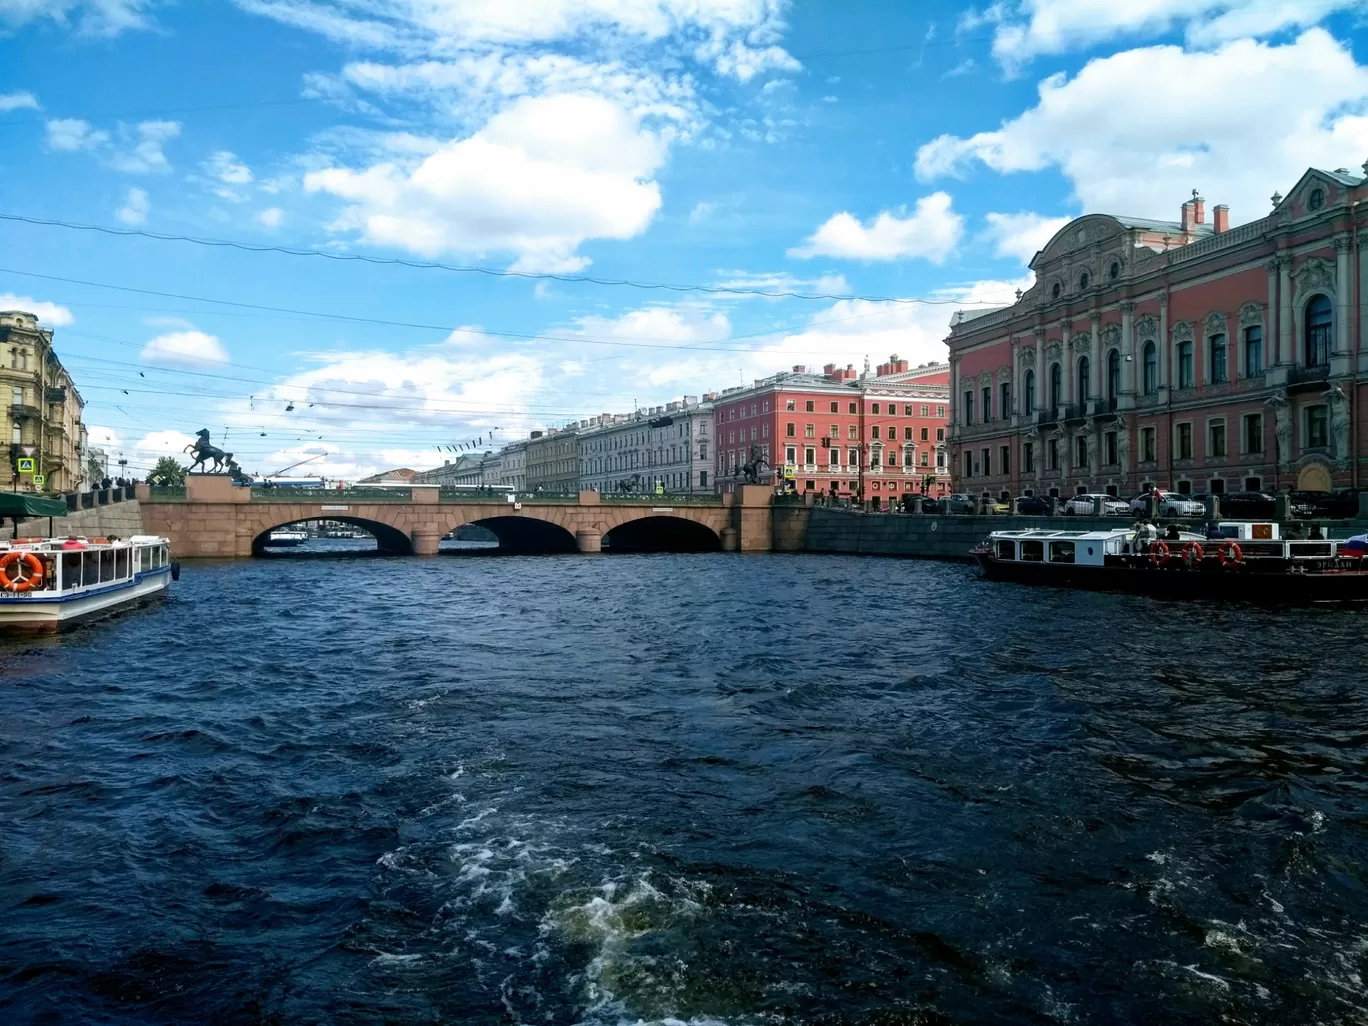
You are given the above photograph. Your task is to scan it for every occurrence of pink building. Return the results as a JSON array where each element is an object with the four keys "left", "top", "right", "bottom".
[
  {"left": 946, "top": 167, "right": 1368, "bottom": 502},
  {"left": 714, "top": 358, "right": 951, "bottom": 499}
]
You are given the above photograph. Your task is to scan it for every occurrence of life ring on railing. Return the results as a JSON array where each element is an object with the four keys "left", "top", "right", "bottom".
[
  {"left": 1148, "top": 540, "right": 1170, "bottom": 566},
  {"left": 1217, "top": 541, "right": 1243, "bottom": 568},
  {"left": 1181, "top": 541, "right": 1204, "bottom": 566},
  {"left": 0, "top": 551, "right": 44, "bottom": 592}
]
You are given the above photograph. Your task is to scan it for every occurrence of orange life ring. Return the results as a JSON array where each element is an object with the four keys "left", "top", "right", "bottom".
[
  {"left": 0, "top": 551, "right": 44, "bottom": 593},
  {"left": 1148, "top": 540, "right": 1170, "bottom": 566},
  {"left": 1181, "top": 541, "right": 1204, "bottom": 566},
  {"left": 1218, "top": 541, "right": 1243, "bottom": 568}
]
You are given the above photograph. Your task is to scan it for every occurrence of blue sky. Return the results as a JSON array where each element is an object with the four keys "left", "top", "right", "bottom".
[{"left": 2, "top": 0, "right": 1367, "bottom": 479}]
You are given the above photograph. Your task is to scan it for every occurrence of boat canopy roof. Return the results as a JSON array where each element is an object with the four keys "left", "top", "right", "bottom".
[
  {"left": 988, "top": 528, "right": 1134, "bottom": 541},
  {"left": 0, "top": 492, "right": 69, "bottom": 517}
]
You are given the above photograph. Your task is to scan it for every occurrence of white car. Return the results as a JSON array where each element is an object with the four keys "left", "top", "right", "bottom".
[
  {"left": 1063, "top": 493, "right": 1130, "bottom": 516},
  {"left": 1128, "top": 491, "right": 1205, "bottom": 517}
]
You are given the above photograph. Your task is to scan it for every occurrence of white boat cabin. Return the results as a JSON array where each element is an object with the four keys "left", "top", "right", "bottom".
[
  {"left": 0, "top": 535, "right": 172, "bottom": 596},
  {"left": 988, "top": 529, "right": 1134, "bottom": 567}
]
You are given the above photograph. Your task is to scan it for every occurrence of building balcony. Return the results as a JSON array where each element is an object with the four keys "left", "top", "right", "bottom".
[
  {"left": 10, "top": 403, "right": 39, "bottom": 420},
  {"left": 1287, "top": 363, "right": 1330, "bottom": 392},
  {"left": 1063, "top": 404, "right": 1087, "bottom": 423}
]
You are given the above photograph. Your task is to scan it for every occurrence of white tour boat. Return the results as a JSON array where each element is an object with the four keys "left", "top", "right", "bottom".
[
  {"left": 0, "top": 535, "right": 176, "bottom": 629},
  {"left": 264, "top": 529, "right": 308, "bottom": 547}
]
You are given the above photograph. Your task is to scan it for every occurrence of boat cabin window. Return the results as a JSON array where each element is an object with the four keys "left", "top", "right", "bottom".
[
  {"left": 995, "top": 540, "right": 1015, "bottom": 560},
  {"left": 61, "top": 552, "right": 80, "bottom": 588},
  {"left": 1019, "top": 540, "right": 1044, "bottom": 562},
  {"left": 100, "top": 549, "right": 115, "bottom": 582},
  {"left": 1049, "top": 541, "right": 1076, "bottom": 564},
  {"left": 115, "top": 547, "right": 129, "bottom": 579}
]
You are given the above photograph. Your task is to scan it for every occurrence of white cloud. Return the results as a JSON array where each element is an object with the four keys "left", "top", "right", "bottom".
[
  {"left": 205, "top": 149, "right": 252, "bottom": 182},
  {"left": 710, "top": 270, "right": 853, "bottom": 297},
  {"left": 577, "top": 306, "right": 732, "bottom": 344},
  {"left": 257, "top": 207, "right": 284, "bottom": 228},
  {"left": 45, "top": 117, "right": 107, "bottom": 151},
  {"left": 0, "top": 293, "right": 74, "bottom": 326},
  {"left": 116, "top": 186, "right": 149, "bottom": 224},
  {"left": 0, "top": 0, "right": 156, "bottom": 36},
  {"left": 0, "top": 90, "right": 39, "bottom": 111},
  {"left": 984, "top": 211, "right": 1071, "bottom": 264},
  {"left": 788, "top": 192, "right": 964, "bottom": 263},
  {"left": 916, "top": 31, "right": 1368, "bottom": 228},
  {"left": 108, "top": 119, "right": 180, "bottom": 173},
  {"left": 973, "top": 0, "right": 1363, "bottom": 67},
  {"left": 304, "top": 92, "right": 667, "bottom": 271},
  {"left": 140, "top": 329, "right": 230, "bottom": 368},
  {"left": 689, "top": 201, "right": 715, "bottom": 223}
]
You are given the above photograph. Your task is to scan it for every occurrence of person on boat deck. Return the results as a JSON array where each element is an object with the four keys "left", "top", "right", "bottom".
[
  {"left": 1132, "top": 518, "right": 1159, "bottom": 553},
  {"left": 1164, "top": 523, "right": 1182, "bottom": 542},
  {"left": 1206, "top": 521, "right": 1225, "bottom": 540},
  {"left": 1285, "top": 522, "right": 1305, "bottom": 539},
  {"left": 1309, "top": 524, "right": 1325, "bottom": 540}
]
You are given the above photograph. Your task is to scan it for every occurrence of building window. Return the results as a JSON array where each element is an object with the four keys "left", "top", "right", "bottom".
[
  {"left": 1208, "top": 421, "right": 1226, "bottom": 459},
  {"left": 936, "top": 405, "right": 945, "bottom": 418},
  {"left": 1074, "top": 436, "right": 1087, "bottom": 468},
  {"left": 1106, "top": 350, "right": 1120, "bottom": 407},
  {"left": 805, "top": 400, "right": 814, "bottom": 412},
  {"left": 785, "top": 422, "right": 795, "bottom": 437},
  {"left": 847, "top": 447, "right": 858, "bottom": 467},
  {"left": 963, "top": 391, "right": 974, "bottom": 426},
  {"left": 1000, "top": 381, "right": 1011, "bottom": 420},
  {"left": 981, "top": 448, "right": 991, "bottom": 476},
  {"left": 936, "top": 450, "right": 946, "bottom": 469},
  {"left": 1047, "top": 438, "right": 1058, "bottom": 470},
  {"left": 1109, "top": 260, "right": 1120, "bottom": 280},
  {"left": 904, "top": 405, "right": 913, "bottom": 416},
  {"left": 1000, "top": 445, "right": 1010, "bottom": 475},
  {"left": 1077, "top": 356, "right": 1090, "bottom": 404},
  {"left": 700, "top": 471, "right": 708, "bottom": 487},
  {"left": 1209, "top": 478, "right": 1225, "bottom": 495},
  {"left": 1209, "top": 333, "right": 1227, "bottom": 384},
  {"left": 936, "top": 428, "right": 944, "bottom": 441},
  {"left": 1176, "top": 422, "right": 1193, "bottom": 460},
  {"left": 1049, "top": 363, "right": 1061, "bottom": 410},
  {"left": 1052, "top": 282, "right": 1061, "bottom": 299},
  {"left": 1177, "top": 340, "right": 1194, "bottom": 389},
  {"left": 888, "top": 450, "right": 897, "bottom": 467},
  {"left": 981, "top": 386, "right": 992, "bottom": 422},
  {"left": 785, "top": 400, "right": 795, "bottom": 411},
  {"left": 964, "top": 452, "right": 973, "bottom": 479},
  {"left": 920, "top": 427, "right": 929, "bottom": 441},
  {"left": 920, "top": 450, "right": 929, "bottom": 466},
  {"left": 848, "top": 425, "right": 858, "bottom": 440},
  {"left": 1307, "top": 404, "right": 1329, "bottom": 448},
  {"left": 785, "top": 446, "right": 797, "bottom": 464},
  {"left": 830, "top": 401, "right": 838, "bottom": 413},
  {"left": 871, "top": 426, "right": 881, "bottom": 440},
  {"left": 1104, "top": 431, "right": 1117, "bottom": 465},
  {"left": 1023, "top": 442, "right": 1034, "bottom": 473},
  {"left": 849, "top": 402, "right": 857, "bottom": 414},
  {"left": 1243, "top": 413, "right": 1263, "bottom": 454},
  {"left": 1244, "top": 476, "right": 1261, "bottom": 492},
  {"left": 10, "top": 422, "right": 19, "bottom": 444},
  {"left": 1143, "top": 341, "right": 1157, "bottom": 394},
  {"left": 804, "top": 423, "right": 815, "bottom": 438},
  {"left": 805, "top": 447, "right": 816, "bottom": 466},
  {"left": 1306, "top": 295, "right": 1332, "bottom": 366},
  {"left": 1243, "top": 325, "right": 1263, "bottom": 376},
  {"left": 1024, "top": 369, "right": 1035, "bottom": 414},
  {"left": 1308, "top": 187, "right": 1325, "bottom": 211},
  {"left": 903, "top": 426, "right": 912, "bottom": 441},
  {"left": 1079, "top": 271, "right": 1090, "bottom": 290},
  {"left": 872, "top": 403, "right": 880, "bottom": 414},
  {"left": 1141, "top": 426, "right": 1156, "bottom": 462},
  {"left": 887, "top": 424, "right": 895, "bottom": 440}
]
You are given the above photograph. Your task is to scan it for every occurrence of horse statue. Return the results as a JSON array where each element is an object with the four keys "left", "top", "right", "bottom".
[
  {"left": 184, "top": 429, "right": 229, "bottom": 474},
  {"left": 739, "top": 445, "right": 771, "bottom": 484},
  {"left": 224, "top": 456, "right": 252, "bottom": 484}
]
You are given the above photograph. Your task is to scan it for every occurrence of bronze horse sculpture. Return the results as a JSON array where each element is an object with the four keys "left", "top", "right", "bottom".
[
  {"left": 738, "top": 445, "right": 771, "bottom": 484},
  {"left": 184, "top": 429, "right": 230, "bottom": 474}
]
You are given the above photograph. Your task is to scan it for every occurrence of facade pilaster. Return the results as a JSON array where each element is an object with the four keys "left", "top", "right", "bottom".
[
  {"left": 1010, "top": 336, "right": 1021, "bottom": 425},
  {"left": 1158, "top": 295, "right": 1169, "bottom": 389},
  {"left": 1278, "top": 255, "right": 1293, "bottom": 366},
  {"left": 1119, "top": 302, "right": 1136, "bottom": 404},
  {"left": 1059, "top": 320, "right": 1072, "bottom": 413},
  {"left": 1335, "top": 235, "right": 1353, "bottom": 355},
  {"left": 1089, "top": 316, "right": 1102, "bottom": 403}
]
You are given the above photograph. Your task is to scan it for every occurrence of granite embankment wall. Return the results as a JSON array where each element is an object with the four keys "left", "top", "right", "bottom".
[
  {"left": 775, "top": 505, "right": 1122, "bottom": 560},
  {"left": 0, "top": 500, "right": 144, "bottom": 542}
]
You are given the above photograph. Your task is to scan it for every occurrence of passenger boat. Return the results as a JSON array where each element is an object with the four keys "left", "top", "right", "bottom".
[
  {"left": 263, "top": 529, "right": 308, "bottom": 547},
  {"left": 0, "top": 535, "right": 176, "bottom": 629},
  {"left": 972, "top": 523, "right": 1368, "bottom": 602}
]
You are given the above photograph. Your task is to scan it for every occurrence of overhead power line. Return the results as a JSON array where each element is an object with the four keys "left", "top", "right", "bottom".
[{"left": 0, "top": 214, "right": 990, "bottom": 306}]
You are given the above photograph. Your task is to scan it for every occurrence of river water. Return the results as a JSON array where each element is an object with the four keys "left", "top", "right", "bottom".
[{"left": 2, "top": 545, "right": 1367, "bottom": 1025}]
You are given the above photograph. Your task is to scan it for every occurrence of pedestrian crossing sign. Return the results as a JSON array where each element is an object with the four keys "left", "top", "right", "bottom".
[
  {"left": 16, "top": 458, "right": 34, "bottom": 473},
  {"left": 32, "top": 475, "right": 44, "bottom": 488}
]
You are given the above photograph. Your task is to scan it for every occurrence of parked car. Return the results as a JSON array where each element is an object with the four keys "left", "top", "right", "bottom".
[
  {"left": 1288, "top": 490, "right": 1357, "bottom": 519},
  {"left": 1216, "top": 491, "right": 1277, "bottom": 519},
  {"left": 945, "top": 493, "right": 979, "bottom": 514},
  {"left": 1128, "top": 490, "right": 1205, "bottom": 517},
  {"left": 1015, "top": 494, "right": 1051, "bottom": 516},
  {"left": 1064, "top": 493, "right": 1130, "bottom": 516},
  {"left": 982, "top": 496, "right": 1011, "bottom": 514}
]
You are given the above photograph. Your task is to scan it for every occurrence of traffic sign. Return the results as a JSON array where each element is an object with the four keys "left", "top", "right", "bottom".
[
  {"left": 16, "top": 457, "right": 34, "bottom": 473},
  {"left": 32, "top": 474, "right": 44, "bottom": 488}
]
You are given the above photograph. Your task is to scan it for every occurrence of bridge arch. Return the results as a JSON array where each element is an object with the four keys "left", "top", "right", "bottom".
[
  {"left": 602, "top": 515, "right": 722, "bottom": 553},
  {"left": 464, "top": 516, "right": 577, "bottom": 554},
  {"left": 249, "top": 515, "right": 413, "bottom": 556}
]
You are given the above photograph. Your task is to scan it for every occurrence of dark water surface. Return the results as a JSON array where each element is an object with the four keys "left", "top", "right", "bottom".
[{"left": 3, "top": 549, "right": 1367, "bottom": 1025}]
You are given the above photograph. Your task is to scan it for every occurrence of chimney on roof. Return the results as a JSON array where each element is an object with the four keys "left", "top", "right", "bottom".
[
  {"left": 823, "top": 362, "right": 837, "bottom": 378},
  {"left": 1213, "top": 204, "right": 1229, "bottom": 234},
  {"left": 792, "top": 364, "right": 806, "bottom": 374},
  {"left": 1182, "top": 189, "right": 1204, "bottom": 234}
]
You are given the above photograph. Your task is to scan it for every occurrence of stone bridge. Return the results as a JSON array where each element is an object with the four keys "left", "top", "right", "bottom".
[{"left": 139, "top": 477, "right": 780, "bottom": 557}]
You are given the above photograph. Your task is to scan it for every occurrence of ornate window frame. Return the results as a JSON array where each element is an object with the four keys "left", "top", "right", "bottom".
[
  {"left": 1203, "top": 311, "right": 1229, "bottom": 385},
  {"left": 1237, "top": 302, "right": 1265, "bottom": 378}
]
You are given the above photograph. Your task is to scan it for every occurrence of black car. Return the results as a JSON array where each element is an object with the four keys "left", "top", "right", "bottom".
[
  {"left": 1288, "top": 490, "right": 1358, "bottom": 519},
  {"left": 1015, "top": 495, "right": 1051, "bottom": 516},
  {"left": 1217, "top": 491, "right": 1276, "bottom": 519}
]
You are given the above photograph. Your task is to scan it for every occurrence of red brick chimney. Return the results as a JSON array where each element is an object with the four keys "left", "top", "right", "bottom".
[
  {"left": 792, "top": 364, "right": 806, "bottom": 374},
  {"left": 1213, "top": 204, "right": 1229, "bottom": 233}
]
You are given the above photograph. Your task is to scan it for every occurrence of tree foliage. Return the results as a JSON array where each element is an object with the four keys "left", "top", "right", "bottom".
[{"left": 147, "top": 456, "right": 187, "bottom": 487}]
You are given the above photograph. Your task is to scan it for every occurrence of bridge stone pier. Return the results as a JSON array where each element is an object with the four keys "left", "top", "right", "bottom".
[{"left": 140, "top": 477, "right": 778, "bottom": 557}]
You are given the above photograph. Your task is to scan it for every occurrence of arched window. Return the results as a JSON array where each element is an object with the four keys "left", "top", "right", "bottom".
[
  {"left": 1177, "top": 340, "right": 1194, "bottom": 389},
  {"left": 1109, "top": 260, "right": 1121, "bottom": 281},
  {"left": 1024, "top": 369, "right": 1036, "bottom": 414},
  {"left": 1143, "top": 341, "right": 1157, "bottom": 395},
  {"left": 1106, "top": 349, "right": 1121, "bottom": 407},
  {"left": 1051, "top": 282, "right": 1061, "bottom": 299},
  {"left": 1049, "top": 363, "right": 1061, "bottom": 410},
  {"left": 1208, "top": 332, "right": 1227, "bottom": 384},
  {"left": 1079, "top": 272, "right": 1090, "bottom": 290},
  {"left": 1305, "top": 294, "right": 1332, "bottom": 366},
  {"left": 1077, "top": 356, "right": 1090, "bottom": 405}
]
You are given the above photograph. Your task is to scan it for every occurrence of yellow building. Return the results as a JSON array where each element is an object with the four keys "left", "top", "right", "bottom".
[{"left": 0, "top": 310, "right": 87, "bottom": 493}]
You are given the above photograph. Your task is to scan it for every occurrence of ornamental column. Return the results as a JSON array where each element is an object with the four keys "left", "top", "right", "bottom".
[
  {"left": 1279, "top": 255, "right": 1293, "bottom": 365},
  {"left": 1090, "top": 316, "right": 1103, "bottom": 403},
  {"left": 1059, "top": 320, "right": 1073, "bottom": 412},
  {"left": 1034, "top": 330, "right": 1044, "bottom": 411},
  {"left": 1265, "top": 258, "right": 1279, "bottom": 370},
  {"left": 1010, "top": 336, "right": 1021, "bottom": 425},
  {"left": 1335, "top": 235, "right": 1353, "bottom": 356},
  {"left": 1120, "top": 302, "right": 1136, "bottom": 399},
  {"left": 1158, "top": 295, "right": 1169, "bottom": 389}
]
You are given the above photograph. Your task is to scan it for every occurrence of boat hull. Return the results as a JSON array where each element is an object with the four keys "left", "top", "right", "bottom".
[
  {"left": 975, "top": 552, "right": 1368, "bottom": 603},
  {"left": 0, "top": 568, "right": 172, "bottom": 630}
]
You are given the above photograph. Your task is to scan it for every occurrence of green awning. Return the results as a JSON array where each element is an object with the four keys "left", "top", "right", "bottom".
[{"left": 0, "top": 492, "right": 69, "bottom": 517}]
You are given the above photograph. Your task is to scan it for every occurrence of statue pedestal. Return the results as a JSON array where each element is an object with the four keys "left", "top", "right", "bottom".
[{"left": 185, "top": 474, "right": 248, "bottom": 503}]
